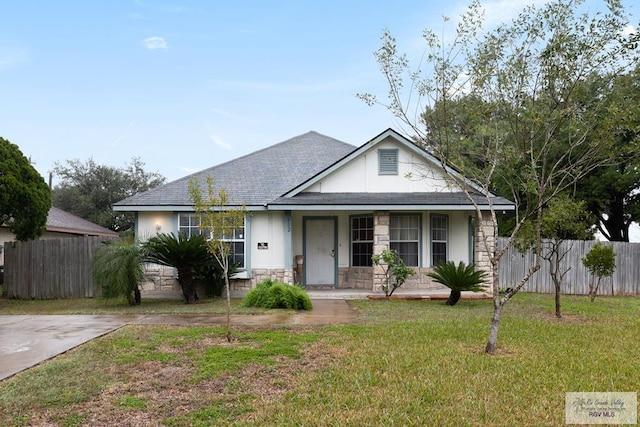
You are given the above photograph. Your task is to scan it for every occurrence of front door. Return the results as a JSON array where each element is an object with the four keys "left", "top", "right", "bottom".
[{"left": 304, "top": 218, "right": 336, "bottom": 287}]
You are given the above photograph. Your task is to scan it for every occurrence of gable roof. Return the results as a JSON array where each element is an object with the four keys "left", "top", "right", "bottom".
[
  {"left": 46, "top": 207, "right": 119, "bottom": 237},
  {"left": 113, "top": 131, "right": 356, "bottom": 210},
  {"left": 113, "top": 128, "right": 515, "bottom": 212},
  {"left": 283, "top": 128, "right": 485, "bottom": 197},
  {"left": 273, "top": 128, "right": 513, "bottom": 210}
]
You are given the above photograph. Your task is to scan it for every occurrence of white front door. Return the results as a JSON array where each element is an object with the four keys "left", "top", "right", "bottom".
[{"left": 304, "top": 218, "right": 336, "bottom": 287}]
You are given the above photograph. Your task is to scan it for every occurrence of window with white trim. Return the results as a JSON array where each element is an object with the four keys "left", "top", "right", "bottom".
[
  {"left": 390, "top": 214, "right": 420, "bottom": 267},
  {"left": 378, "top": 148, "right": 398, "bottom": 175},
  {"left": 178, "top": 213, "right": 205, "bottom": 238},
  {"left": 178, "top": 213, "right": 246, "bottom": 268},
  {"left": 351, "top": 215, "right": 373, "bottom": 267},
  {"left": 431, "top": 214, "right": 448, "bottom": 266}
]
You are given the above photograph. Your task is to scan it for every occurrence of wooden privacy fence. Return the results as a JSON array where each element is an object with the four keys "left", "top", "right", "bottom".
[
  {"left": 3, "top": 236, "right": 117, "bottom": 299},
  {"left": 498, "top": 238, "right": 640, "bottom": 295}
]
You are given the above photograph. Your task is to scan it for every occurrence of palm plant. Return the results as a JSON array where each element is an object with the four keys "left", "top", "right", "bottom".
[
  {"left": 141, "top": 232, "right": 213, "bottom": 303},
  {"left": 427, "top": 261, "right": 488, "bottom": 306},
  {"left": 91, "top": 241, "right": 143, "bottom": 305}
]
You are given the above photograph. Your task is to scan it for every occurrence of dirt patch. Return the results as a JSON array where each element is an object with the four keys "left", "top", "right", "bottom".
[{"left": 27, "top": 327, "right": 343, "bottom": 426}]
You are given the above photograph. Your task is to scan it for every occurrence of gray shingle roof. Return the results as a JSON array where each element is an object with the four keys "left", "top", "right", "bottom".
[
  {"left": 113, "top": 131, "right": 356, "bottom": 208},
  {"left": 47, "top": 207, "right": 119, "bottom": 237}
]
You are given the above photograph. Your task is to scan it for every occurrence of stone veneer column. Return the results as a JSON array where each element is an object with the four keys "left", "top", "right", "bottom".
[
  {"left": 475, "top": 211, "right": 495, "bottom": 293},
  {"left": 372, "top": 211, "right": 390, "bottom": 292}
]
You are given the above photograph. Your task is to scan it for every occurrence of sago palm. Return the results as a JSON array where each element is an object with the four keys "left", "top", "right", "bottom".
[
  {"left": 141, "top": 233, "right": 213, "bottom": 303},
  {"left": 427, "top": 261, "right": 488, "bottom": 306}
]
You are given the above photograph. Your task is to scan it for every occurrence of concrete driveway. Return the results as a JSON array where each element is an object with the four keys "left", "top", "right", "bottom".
[
  {"left": 0, "top": 300, "right": 356, "bottom": 381},
  {"left": 0, "top": 314, "right": 142, "bottom": 381}
]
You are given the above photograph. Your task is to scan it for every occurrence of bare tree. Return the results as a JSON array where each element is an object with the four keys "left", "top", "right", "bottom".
[
  {"left": 189, "top": 177, "right": 246, "bottom": 342},
  {"left": 360, "top": 0, "right": 638, "bottom": 353}
]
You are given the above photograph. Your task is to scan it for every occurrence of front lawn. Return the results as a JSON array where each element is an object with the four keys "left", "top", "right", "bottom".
[
  {"left": 0, "top": 293, "right": 638, "bottom": 426},
  {"left": 0, "top": 296, "right": 278, "bottom": 315}
]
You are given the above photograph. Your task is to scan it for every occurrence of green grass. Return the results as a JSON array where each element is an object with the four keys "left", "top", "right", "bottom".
[
  {"left": 0, "top": 296, "right": 287, "bottom": 315},
  {"left": 1, "top": 293, "right": 639, "bottom": 426}
]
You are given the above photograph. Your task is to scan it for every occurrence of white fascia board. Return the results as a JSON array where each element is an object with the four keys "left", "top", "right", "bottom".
[
  {"left": 113, "top": 205, "right": 267, "bottom": 212},
  {"left": 267, "top": 204, "right": 515, "bottom": 211}
]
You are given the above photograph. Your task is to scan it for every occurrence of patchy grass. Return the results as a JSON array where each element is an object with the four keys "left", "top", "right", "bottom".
[
  {"left": 0, "top": 296, "right": 286, "bottom": 315},
  {"left": 1, "top": 293, "right": 639, "bottom": 426}
]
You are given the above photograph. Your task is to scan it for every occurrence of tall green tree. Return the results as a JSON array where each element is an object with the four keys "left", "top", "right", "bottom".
[
  {"left": 190, "top": 177, "right": 246, "bottom": 342},
  {"left": 52, "top": 157, "right": 165, "bottom": 234},
  {"left": 575, "top": 66, "right": 640, "bottom": 241},
  {"left": 0, "top": 137, "right": 51, "bottom": 241},
  {"left": 361, "top": 0, "right": 639, "bottom": 354}
]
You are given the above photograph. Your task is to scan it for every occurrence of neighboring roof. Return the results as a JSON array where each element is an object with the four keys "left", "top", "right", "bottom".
[
  {"left": 270, "top": 192, "right": 514, "bottom": 211},
  {"left": 46, "top": 207, "right": 119, "bottom": 237},
  {"left": 113, "top": 131, "right": 355, "bottom": 210}
]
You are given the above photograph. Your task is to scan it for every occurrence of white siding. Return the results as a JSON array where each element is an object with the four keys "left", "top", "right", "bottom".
[
  {"left": 250, "top": 211, "right": 286, "bottom": 269},
  {"left": 137, "top": 212, "right": 173, "bottom": 241},
  {"left": 307, "top": 136, "right": 457, "bottom": 194}
]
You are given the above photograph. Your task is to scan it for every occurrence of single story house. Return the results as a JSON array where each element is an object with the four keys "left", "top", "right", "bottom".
[{"left": 113, "top": 128, "right": 514, "bottom": 294}]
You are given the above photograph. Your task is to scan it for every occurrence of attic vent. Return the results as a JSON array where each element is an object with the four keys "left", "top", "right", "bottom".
[{"left": 378, "top": 148, "right": 398, "bottom": 175}]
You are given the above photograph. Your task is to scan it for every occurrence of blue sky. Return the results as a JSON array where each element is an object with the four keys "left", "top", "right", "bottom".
[{"left": 1, "top": 0, "right": 636, "bottom": 186}]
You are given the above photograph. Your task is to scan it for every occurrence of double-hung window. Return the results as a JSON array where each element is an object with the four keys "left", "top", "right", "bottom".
[
  {"left": 178, "top": 213, "right": 246, "bottom": 268},
  {"left": 178, "top": 213, "right": 205, "bottom": 237},
  {"left": 351, "top": 215, "right": 373, "bottom": 266},
  {"left": 431, "top": 214, "right": 448, "bottom": 266},
  {"left": 390, "top": 214, "right": 420, "bottom": 267},
  {"left": 222, "top": 225, "right": 245, "bottom": 268}
]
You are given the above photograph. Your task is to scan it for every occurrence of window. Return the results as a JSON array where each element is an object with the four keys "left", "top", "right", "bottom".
[
  {"left": 178, "top": 213, "right": 245, "bottom": 268},
  {"left": 378, "top": 148, "right": 398, "bottom": 175},
  {"left": 222, "top": 225, "right": 245, "bottom": 267},
  {"left": 351, "top": 215, "right": 373, "bottom": 266},
  {"left": 390, "top": 214, "right": 420, "bottom": 267},
  {"left": 178, "top": 213, "right": 205, "bottom": 237},
  {"left": 431, "top": 214, "right": 448, "bottom": 266}
]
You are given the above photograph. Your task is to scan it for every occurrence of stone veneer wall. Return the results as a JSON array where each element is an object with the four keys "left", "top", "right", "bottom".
[
  {"left": 475, "top": 211, "right": 495, "bottom": 293},
  {"left": 338, "top": 267, "right": 372, "bottom": 289},
  {"left": 140, "top": 264, "right": 180, "bottom": 293},
  {"left": 141, "top": 264, "right": 295, "bottom": 296},
  {"left": 372, "top": 211, "right": 390, "bottom": 293},
  {"left": 339, "top": 266, "right": 449, "bottom": 292}
]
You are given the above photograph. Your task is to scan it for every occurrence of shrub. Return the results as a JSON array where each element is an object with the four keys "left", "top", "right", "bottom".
[
  {"left": 194, "top": 261, "right": 240, "bottom": 298},
  {"left": 92, "top": 241, "right": 143, "bottom": 305},
  {"left": 371, "top": 249, "right": 416, "bottom": 297},
  {"left": 242, "top": 279, "right": 312, "bottom": 310},
  {"left": 582, "top": 242, "right": 616, "bottom": 302}
]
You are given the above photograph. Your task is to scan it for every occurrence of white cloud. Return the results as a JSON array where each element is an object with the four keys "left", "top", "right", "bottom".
[
  {"left": 142, "top": 36, "right": 168, "bottom": 51},
  {"left": 479, "top": 0, "right": 549, "bottom": 28},
  {"left": 209, "top": 134, "right": 231, "bottom": 150},
  {"left": 621, "top": 24, "right": 636, "bottom": 36}
]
